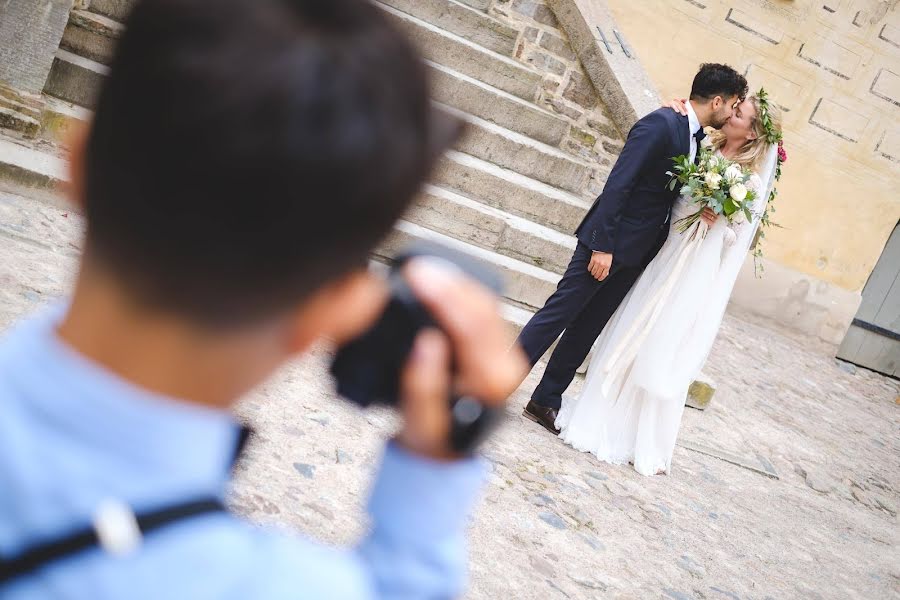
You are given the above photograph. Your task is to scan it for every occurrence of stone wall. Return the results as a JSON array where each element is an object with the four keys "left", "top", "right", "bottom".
[
  {"left": 604, "top": 0, "right": 900, "bottom": 296},
  {"left": 485, "top": 0, "right": 625, "bottom": 195}
]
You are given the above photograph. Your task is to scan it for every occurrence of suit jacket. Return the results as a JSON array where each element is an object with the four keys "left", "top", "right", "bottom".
[{"left": 576, "top": 108, "right": 690, "bottom": 267}]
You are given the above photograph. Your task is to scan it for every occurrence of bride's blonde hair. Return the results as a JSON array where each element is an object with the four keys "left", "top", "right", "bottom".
[{"left": 708, "top": 94, "right": 781, "bottom": 171}]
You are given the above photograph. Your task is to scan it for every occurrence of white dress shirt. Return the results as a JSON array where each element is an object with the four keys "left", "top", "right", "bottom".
[{"left": 685, "top": 101, "right": 703, "bottom": 162}]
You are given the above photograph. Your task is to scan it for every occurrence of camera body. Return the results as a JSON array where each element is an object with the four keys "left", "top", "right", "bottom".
[{"left": 330, "top": 242, "right": 504, "bottom": 453}]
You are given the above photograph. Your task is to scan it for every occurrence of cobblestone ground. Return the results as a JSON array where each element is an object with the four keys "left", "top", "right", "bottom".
[{"left": 2, "top": 188, "right": 898, "bottom": 600}]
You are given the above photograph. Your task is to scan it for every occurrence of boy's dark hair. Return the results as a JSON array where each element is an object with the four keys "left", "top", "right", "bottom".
[
  {"left": 84, "top": 0, "right": 459, "bottom": 327},
  {"left": 689, "top": 63, "right": 748, "bottom": 102}
]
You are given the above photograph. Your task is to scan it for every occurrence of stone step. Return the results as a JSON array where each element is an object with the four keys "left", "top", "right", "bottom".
[
  {"left": 377, "top": 2, "right": 542, "bottom": 103},
  {"left": 44, "top": 50, "right": 110, "bottom": 109},
  {"left": 40, "top": 96, "right": 92, "bottom": 142},
  {"left": 60, "top": 9, "right": 124, "bottom": 66},
  {"left": 432, "top": 149, "right": 591, "bottom": 237},
  {"left": 408, "top": 184, "right": 575, "bottom": 273},
  {"left": 428, "top": 61, "right": 567, "bottom": 147},
  {"left": 377, "top": 0, "right": 518, "bottom": 56},
  {"left": 0, "top": 137, "right": 68, "bottom": 203},
  {"left": 443, "top": 102, "right": 592, "bottom": 195},
  {"left": 454, "top": 0, "right": 492, "bottom": 11},
  {"left": 380, "top": 220, "right": 559, "bottom": 311},
  {"left": 89, "top": 0, "right": 136, "bottom": 23}
]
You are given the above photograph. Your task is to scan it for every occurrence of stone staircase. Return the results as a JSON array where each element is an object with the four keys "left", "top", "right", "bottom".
[{"left": 39, "top": 0, "right": 626, "bottom": 334}]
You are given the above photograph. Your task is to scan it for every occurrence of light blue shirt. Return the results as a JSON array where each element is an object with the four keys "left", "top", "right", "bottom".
[{"left": 0, "top": 307, "right": 485, "bottom": 599}]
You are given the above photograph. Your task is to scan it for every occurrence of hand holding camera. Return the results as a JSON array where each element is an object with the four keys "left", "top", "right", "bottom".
[
  {"left": 397, "top": 259, "right": 528, "bottom": 460},
  {"left": 331, "top": 245, "right": 528, "bottom": 460}
]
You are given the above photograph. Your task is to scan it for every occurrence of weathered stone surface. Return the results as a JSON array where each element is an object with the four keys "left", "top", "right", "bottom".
[
  {"left": 547, "top": 0, "right": 661, "bottom": 131},
  {"left": 427, "top": 62, "right": 568, "bottom": 147},
  {"left": 409, "top": 183, "right": 575, "bottom": 273},
  {"left": 377, "top": 0, "right": 519, "bottom": 56},
  {"left": 547, "top": 98, "right": 582, "bottom": 120},
  {"left": 432, "top": 149, "right": 591, "bottom": 235},
  {"left": 381, "top": 3, "right": 542, "bottom": 102},
  {"left": 686, "top": 379, "right": 715, "bottom": 410},
  {"left": 1, "top": 190, "right": 898, "bottom": 598},
  {"left": 0, "top": 0, "right": 71, "bottom": 93},
  {"left": 292, "top": 463, "right": 316, "bottom": 479},
  {"left": 89, "top": 0, "right": 136, "bottom": 22},
  {"left": 562, "top": 70, "right": 597, "bottom": 109},
  {"left": 525, "top": 50, "right": 566, "bottom": 76},
  {"left": 512, "top": 0, "right": 559, "bottom": 27},
  {"left": 539, "top": 31, "right": 576, "bottom": 60},
  {"left": 44, "top": 50, "right": 109, "bottom": 109},
  {"left": 60, "top": 10, "right": 124, "bottom": 66}
]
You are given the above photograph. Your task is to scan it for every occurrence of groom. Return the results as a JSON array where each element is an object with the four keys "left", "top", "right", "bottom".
[{"left": 518, "top": 63, "right": 748, "bottom": 434}]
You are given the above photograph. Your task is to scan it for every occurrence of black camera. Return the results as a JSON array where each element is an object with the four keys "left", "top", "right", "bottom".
[{"left": 330, "top": 242, "right": 505, "bottom": 454}]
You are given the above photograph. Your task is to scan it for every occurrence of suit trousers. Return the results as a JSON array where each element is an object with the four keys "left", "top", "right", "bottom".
[{"left": 516, "top": 242, "right": 643, "bottom": 410}]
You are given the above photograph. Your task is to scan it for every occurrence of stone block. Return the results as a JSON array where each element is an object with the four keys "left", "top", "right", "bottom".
[
  {"left": 563, "top": 70, "right": 597, "bottom": 109},
  {"left": 875, "top": 126, "right": 900, "bottom": 163},
  {"left": 797, "top": 33, "right": 862, "bottom": 80},
  {"left": 455, "top": 0, "right": 491, "bottom": 10},
  {"left": 686, "top": 379, "right": 715, "bottom": 410},
  {"left": 547, "top": 0, "right": 661, "bottom": 132},
  {"left": 524, "top": 26, "right": 540, "bottom": 43},
  {"left": 39, "top": 95, "right": 90, "bottom": 142},
  {"left": 427, "top": 61, "right": 569, "bottom": 147},
  {"left": 878, "top": 23, "right": 900, "bottom": 49},
  {"left": 547, "top": 98, "right": 583, "bottom": 120},
  {"left": 381, "top": 220, "right": 559, "bottom": 310},
  {"left": 568, "top": 127, "right": 596, "bottom": 148},
  {"left": 808, "top": 97, "right": 869, "bottom": 143},
  {"left": 449, "top": 106, "right": 594, "bottom": 194},
  {"left": 376, "top": 0, "right": 519, "bottom": 56},
  {"left": 512, "top": 0, "right": 559, "bottom": 27},
  {"left": 90, "top": 0, "right": 136, "bottom": 22},
  {"left": 432, "top": 150, "right": 591, "bottom": 235},
  {"left": 380, "top": 3, "right": 543, "bottom": 102},
  {"left": 0, "top": 0, "right": 72, "bottom": 93},
  {"left": 43, "top": 50, "right": 109, "bottom": 109},
  {"left": 527, "top": 51, "right": 567, "bottom": 76},
  {"left": 407, "top": 184, "right": 576, "bottom": 273},
  {"left": 586, "top": 116, "right": 619, "bottom": 139},
  {"left": 539, "top": 31, "right": 576, "bottom": 60},
  {"left": 0, "top": 107, "right": 40, "bottom": 138},
  {"left": 743, "top": 64, "right": 804, "bottom": 112},
  {"left": 60, "top": 10, "right": 124, "bottom": 66},
  {"left": 870, "top": 68, "right": 900, "bottom": 108},
  {"left": 724, "top": 8, "right": 784, "bottom": 45}
]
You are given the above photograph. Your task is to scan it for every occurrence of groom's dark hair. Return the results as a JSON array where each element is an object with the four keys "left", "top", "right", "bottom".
[
  {"left": 82, "top": 0, "right": 460, "bottom": 328},
  {"left": 689, "top": 63, "right": 748, "bottom": 102}
]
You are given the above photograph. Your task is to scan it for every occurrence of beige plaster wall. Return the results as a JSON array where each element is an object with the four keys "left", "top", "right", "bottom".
[{"left": 605, "top": 0, "right": 900, "bottom": 293}]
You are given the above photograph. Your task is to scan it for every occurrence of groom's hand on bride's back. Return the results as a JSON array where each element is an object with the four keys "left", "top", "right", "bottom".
[{"left": 589, "top": 251, "right": 613, "bottom": 281}]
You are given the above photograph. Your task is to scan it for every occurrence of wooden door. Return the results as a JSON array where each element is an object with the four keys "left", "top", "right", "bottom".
[{"left": 837, "top": 222, "right": 900, "bottom": 378}]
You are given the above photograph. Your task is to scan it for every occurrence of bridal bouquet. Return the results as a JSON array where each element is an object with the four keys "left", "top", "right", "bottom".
[{"left": 666, "top": 148, "right": 757, "bottom": 235}]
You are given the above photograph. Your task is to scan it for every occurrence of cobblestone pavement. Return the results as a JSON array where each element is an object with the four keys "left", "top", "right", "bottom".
[{"left": 2, "top": 188, "right": 898, "bottom": 600}]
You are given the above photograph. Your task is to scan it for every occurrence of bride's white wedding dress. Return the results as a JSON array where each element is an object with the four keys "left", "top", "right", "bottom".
[{"left": 556, "top": 146, "right": 778, "bottom": 476}]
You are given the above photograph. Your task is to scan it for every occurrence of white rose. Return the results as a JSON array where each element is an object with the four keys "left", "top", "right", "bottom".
[
  {"left": 700, "top": 135, "right": 713, "bottom": 148},
  {"left": 724, "top": 164, "right": 743, "bottom": 183},
  {"left": 730, "top": 182, "right": 748, "bottom": 202},
  {"left": 732, "top": 209, "right": 747, "bottom": 224},
  {"left": 705, "top": 172, "right": 722, "bottom": 190}
]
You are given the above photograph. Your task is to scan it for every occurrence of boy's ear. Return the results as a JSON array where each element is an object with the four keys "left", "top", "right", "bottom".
[
  {"left": 64, "top": 118, "right": 90, "bottom": 212},
  {"left": 284, "top": 270, "right": 388, "bottom": 356}
]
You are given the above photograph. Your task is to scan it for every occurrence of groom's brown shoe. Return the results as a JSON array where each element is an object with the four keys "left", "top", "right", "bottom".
[{"left": 522, "top": 399, "right": 560, "bottom": 435}]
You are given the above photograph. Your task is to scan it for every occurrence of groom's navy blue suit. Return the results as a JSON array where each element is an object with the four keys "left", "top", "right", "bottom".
[{"left": 518, "top": 108, "right": 692, "bottom": 410}]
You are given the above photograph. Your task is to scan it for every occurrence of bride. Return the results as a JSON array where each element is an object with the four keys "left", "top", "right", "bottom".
[{"left": 556, "top": 90, "right": 784, "bottom": 476}]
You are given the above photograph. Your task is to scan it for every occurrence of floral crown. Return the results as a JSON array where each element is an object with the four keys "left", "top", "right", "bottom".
[{"left": 755, "top": 88, "right": 782, "bottom": 145}]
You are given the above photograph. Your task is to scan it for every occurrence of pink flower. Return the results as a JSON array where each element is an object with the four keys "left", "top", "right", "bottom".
[{"left": 777, "top": 142, "right": 787, "bottom": 163}]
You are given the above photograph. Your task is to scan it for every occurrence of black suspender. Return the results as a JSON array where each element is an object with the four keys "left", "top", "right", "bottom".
[{"left": 0, "top": 497, "right": 226, "bottom": 586}]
